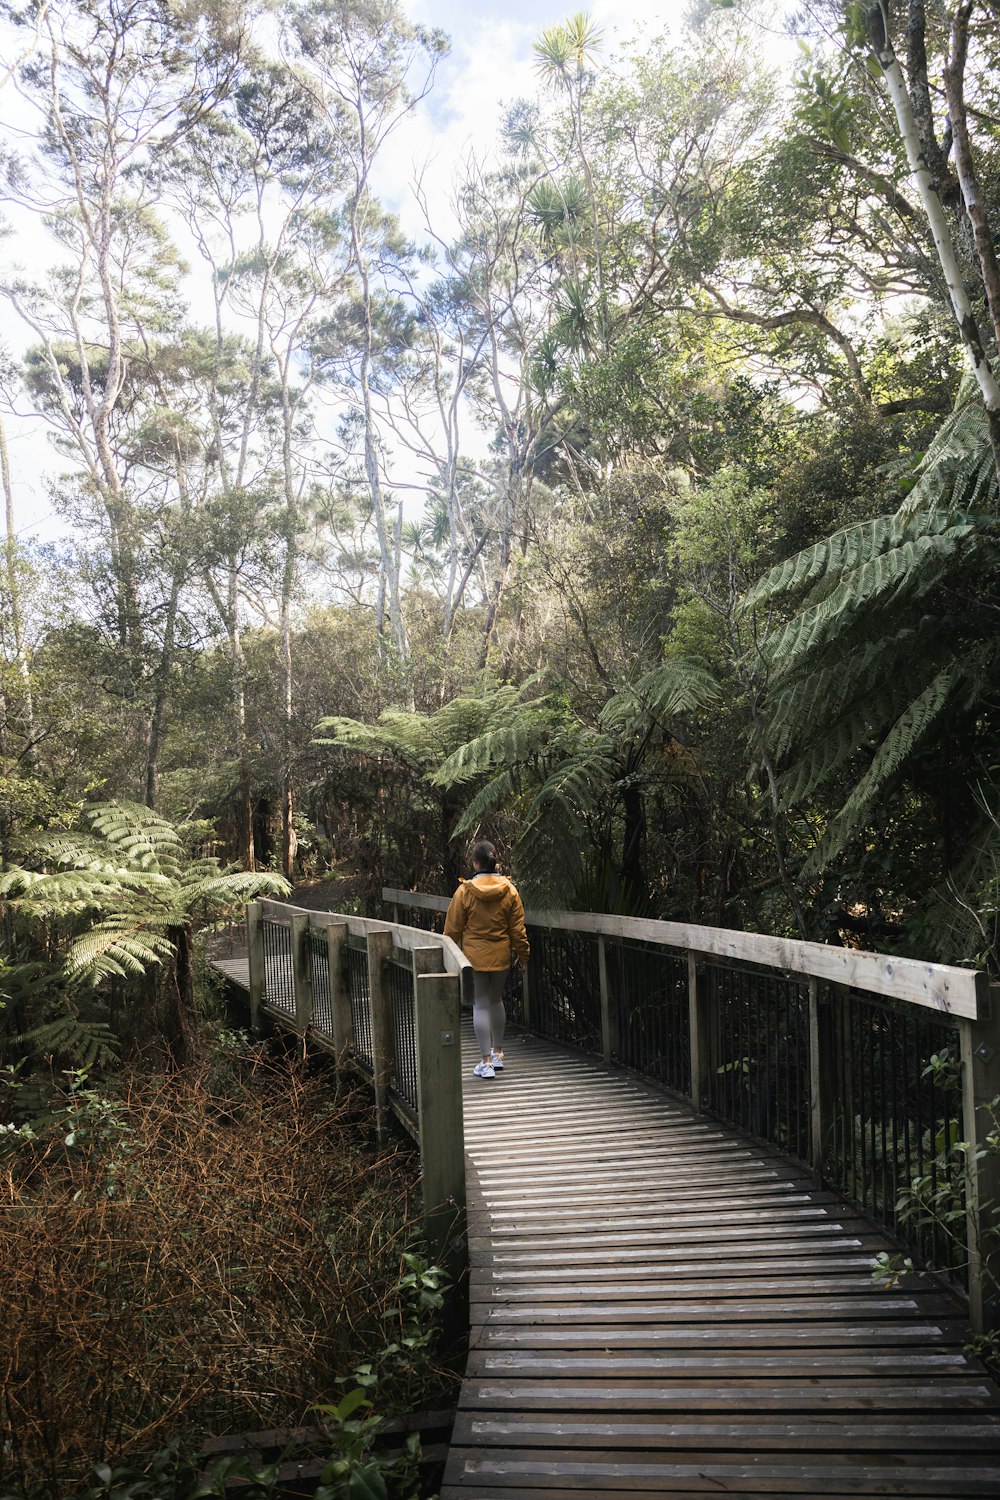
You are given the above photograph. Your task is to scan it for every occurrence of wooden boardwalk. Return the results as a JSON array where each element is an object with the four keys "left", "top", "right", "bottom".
[{"left": 444, "top": 1022, "right": 1000, "bottom": 1498}]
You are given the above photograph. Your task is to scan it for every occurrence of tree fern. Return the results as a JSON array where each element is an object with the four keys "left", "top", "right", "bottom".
[
  {"left": 741, "top": 383, "right": 1000, "bottom": 927},
  {"left": 433, "top": 704, "right": 561, "bottom": 787},
  {"left": 599, "top": 659, "right": 718, "bottom": 729},
  {"left": 769, "top": 622, "right": 943, "bottom": 763},
  {"left": 12, "top": 1017, "right": 120, "bottom": 1071},
  {"left": 763, "top": 519, "right": 974, "bottom": 679},
  {"left": 452, "top": 768, "right": 520, "bottom": 837},
  {"left": 778, "top": 706, "right": 882, "bottom": 808},
  {"left": 802, "top": 668, "right": 963, "bottom": 875},
  {"left": 744, "top": 510, "right": 963, "bottom": 617},
  {"left": 3, "top": 800, "right": 288, "bottom": 1067},
  {"left": 900, "top": 382, "right": 997, "bottom": 517}
]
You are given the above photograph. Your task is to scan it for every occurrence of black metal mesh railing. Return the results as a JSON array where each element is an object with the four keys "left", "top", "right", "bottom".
[
  {"left": 527, "top": 925, "right": 602, "bottom": 1054},
  {"left": 261, "top": 919, "right": 294, "bottom": 1017},
  {"left": 387, "top": 956, "right": 418, "bottom": 1119},
  {"left": 346, "top": 939, "right": 373, "bottom": 1073},
  {"left": 704, "top": 959, "right": 810, "bottom": 1161},
  {"left": 310, "top": 929, "right": 333, "bottom": 1038},
  {"left": 609, "top": 938, "right": 690, "bottom": 1095},
  {"left": 393, "top": 902, "right": 446, "bottom": 934},
  {"left": 825, "top": 989, "right": 966, "bottom": 1286}
]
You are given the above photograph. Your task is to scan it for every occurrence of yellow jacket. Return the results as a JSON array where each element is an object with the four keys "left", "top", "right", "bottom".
[{"left": 444, "top": 874, "right": 530, "bottom": 972}]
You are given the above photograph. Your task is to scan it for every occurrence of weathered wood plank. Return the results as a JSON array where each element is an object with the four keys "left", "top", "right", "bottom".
[{"left": 450, "top": 1410, "right": 1000, "bottom": 1451}]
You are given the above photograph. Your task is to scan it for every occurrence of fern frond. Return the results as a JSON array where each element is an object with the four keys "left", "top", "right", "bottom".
[
  {"left": 86, "top": 801, "right": 183, "bottom": 856},
  {"left": 600, "top": 659, "right": 718, "bottom": 730},
  {"left": 433, "top": 709, "right": 557, "bottom": 787},
  {"left": 768, "top": 623, "right": 941, "bottom": 763},
  {"left": 452, "top": 769, "right": 520, "bottom": 837},
  {"left": 744, "top": 511, "right": 964, "bottom": 618},
  {"left": 901, "top": 387, "right": 996, "bottom": 516},
  {"left": 64, "top": 924, "right": 175, "bottom": 982},
  {"left": 13, "top": 1016, "right": 121, "bottom": 1069},
  {"left": 778, "top": 706, "right": 879, "bottom": 806},
  {"left": 4, "top": 870, "right": 134, "bottom": 917},
  {"left": 802, "top": 668, "right": 961, "bottom": 874},
  {"left": 764, "top": 522, "right": 973, "bottom": 679},
  {"left": 180, "top": 870, "right": 290, "bottom": 909}
]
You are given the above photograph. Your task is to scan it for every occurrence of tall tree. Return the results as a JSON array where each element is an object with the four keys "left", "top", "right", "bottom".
[
  {"left": 0, "top": 0, "right": 244, "bottom": 804},
  {"left": 288, "top": 0, "right": 448, "bottom": 687}
]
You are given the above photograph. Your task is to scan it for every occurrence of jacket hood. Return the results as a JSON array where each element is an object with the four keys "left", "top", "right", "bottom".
[{"left": 464, "top": 873, "right": 513, "bottom": 902}]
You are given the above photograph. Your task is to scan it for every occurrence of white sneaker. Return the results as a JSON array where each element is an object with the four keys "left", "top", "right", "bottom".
[
  {"left": 490, "top": 1050, "right": 504, "bottom": 1070},
  {"left": 473, "top": 1061, "right": 495, "bottom": 1079}
]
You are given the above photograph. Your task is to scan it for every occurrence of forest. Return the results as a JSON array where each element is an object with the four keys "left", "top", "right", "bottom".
[
  {"left": 1, "top": 0, "right": 1000, "bottom": 1051},
  {"left": 1, "top": 0, "right": 1000, "bottom": 1490}
]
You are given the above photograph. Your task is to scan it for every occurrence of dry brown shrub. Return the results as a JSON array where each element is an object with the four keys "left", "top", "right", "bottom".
[{"left": 0, "top": 1047, "right": 423, "bottom": 1496}]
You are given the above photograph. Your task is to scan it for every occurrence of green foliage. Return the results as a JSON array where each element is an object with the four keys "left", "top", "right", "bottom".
[
  {"left": 432, "top": 663, "right": 718, "bottom": 907},
  {"left": 1, "top": 801, "right": 289, "bottom": 1066},
  {"left": 742, "top": 391, "right": 1000, "bottom": 910}
]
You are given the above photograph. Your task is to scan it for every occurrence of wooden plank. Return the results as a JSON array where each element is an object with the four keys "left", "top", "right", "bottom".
[
  {"left": 451, "top": 1409, "right": 1000, "bottom": 1450},
  {"left": 471, "top": 1321, "right": 972, "bottom": 1350},
  {"left": 473, "top": 1295, "right": 961, "bottom": 1324},
  {"left": 456, "top": 1376, "right": 999, "bottom": 1409},
  {"left": 443, "top": 1452, "right": 1000, "bottom": 1495}
]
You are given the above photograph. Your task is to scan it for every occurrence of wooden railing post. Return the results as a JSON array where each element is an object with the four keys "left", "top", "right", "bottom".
[
  {"left": 598, "top": 936, "right": 612, "bottom": 1068},
  {"left": 521, "top": 950, "right": 532, "bottom": 1032},
  {"left": 687, "top": 952, "right": 712, "bottom": 1114},
  {"left": 366, "top": 928, "right": 394, "bottom": 1141},
  {"left": 291, "top": 913, "right": 313, "bottom": 1038},
  {"left": 808, "top": 978, "right": 834, "bottom": 1185},
  {"left": 415, "top": 971, "right": 467, "bottom": 1323},
  {"left": 412, "top": 945, "right": 442, "bottom": 986},
  {"left": 247, "top": 901, "right": 265, "bottom": 1034},
  {"left": 960, "top": 984, "right": 1000, "bottom": 1334},
  {"left": 326, "top": 922, "right": 352, "bottom": 1066}
]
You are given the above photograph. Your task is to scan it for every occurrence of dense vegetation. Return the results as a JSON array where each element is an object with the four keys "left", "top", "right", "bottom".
[
  {"left": 1, "top": 0, "right": 999, "bottom": 1488},
  {"left": 0, "top": 1047, "right": 447, "bottom": 1497},
  {"left": 0, "top": 0, "right": 997, "bottom": 1032}
]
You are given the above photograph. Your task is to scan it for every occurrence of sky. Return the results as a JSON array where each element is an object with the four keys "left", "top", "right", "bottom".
[{"left": 0, "top": 0, "right": 764, "bottom": 548}]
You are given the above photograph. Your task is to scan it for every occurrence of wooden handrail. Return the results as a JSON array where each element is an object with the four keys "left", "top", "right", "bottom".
[
  {"left": 257, "top": 896, "right": 470, "bottom": 982},
  {"left": 247, "top": 898, "right": 467, "bottom": 1282},
  {"left": 382, "top": 887, "right": 986, "bottom": 1019}
]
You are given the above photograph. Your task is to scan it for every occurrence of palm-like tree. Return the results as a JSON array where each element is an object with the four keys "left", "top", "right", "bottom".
[
  {"left": 745, "top": 388, "right": 1000, "bottom": 958},
  {"left": 1, "top": 802, "right": 288, "bottom": 1066}
]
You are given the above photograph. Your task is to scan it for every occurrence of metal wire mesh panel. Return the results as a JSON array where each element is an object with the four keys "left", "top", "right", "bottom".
[
  {"left": 527, "top": 926, "right": 601, "bottom": 1053},
  {"left": 705, "top": 959, "right": 810, "bottom": 1160},
  {"left": 610, "top": 938, "right": 690, "bottom": 1095},
  {"left": 347, "top": 940, "right": 373, "bottom": 1072},
  {"left": 387, "top": 957, "right": 418, "bottom": 1119},
  {"left": 261, "top": 920, "right": 294, "bottom": 1017},
  {"left": 310, "top": 930, "right": 333, "bottom": 1038},
  {"left": 395, "top": 904, "right": 446, "bottom": 934},
  {"left": 502, "top": 964, "right": 524, "bottom": 1030},
  {"left": 825, "top": 989, "right": 965, "bottom": 1286}
]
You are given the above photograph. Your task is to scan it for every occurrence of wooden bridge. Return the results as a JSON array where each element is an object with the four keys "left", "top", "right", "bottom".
[{"left": 213, "top": 893, "right": 1000, "bottom": 1496}]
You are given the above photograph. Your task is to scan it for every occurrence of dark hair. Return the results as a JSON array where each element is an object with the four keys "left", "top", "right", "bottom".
[{"left": 470, "top": 839, "right": 498, "bottom": 873}]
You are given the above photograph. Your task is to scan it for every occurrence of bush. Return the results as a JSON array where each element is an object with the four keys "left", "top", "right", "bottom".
[{"left": 0, "top": 1044, "right": 430, "bottom": 1497}]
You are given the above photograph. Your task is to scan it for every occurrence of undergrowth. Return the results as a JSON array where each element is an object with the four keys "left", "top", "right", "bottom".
[{"left": 0, "top": 1038, "right": 455, "bottom": 1498}]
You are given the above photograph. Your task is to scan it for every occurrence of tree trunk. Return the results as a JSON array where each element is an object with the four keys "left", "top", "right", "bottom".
[
  {"left": 165, "top": 923, "right": 198, "bottom": 1070},
  {"left": 869, "top": 3, "right": 1000, "bottom": 481}
]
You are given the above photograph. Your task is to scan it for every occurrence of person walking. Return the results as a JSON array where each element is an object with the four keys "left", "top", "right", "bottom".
[{"left": 444, "top": 840, "right": 530, "bottom": 1079}]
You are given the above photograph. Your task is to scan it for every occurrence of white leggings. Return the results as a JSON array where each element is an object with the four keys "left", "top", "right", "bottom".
[{"left": 472, "top": 969, "right": 507, "bottom": 1056}]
